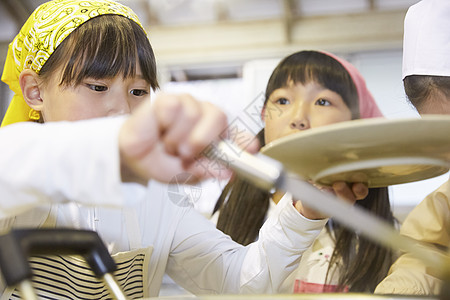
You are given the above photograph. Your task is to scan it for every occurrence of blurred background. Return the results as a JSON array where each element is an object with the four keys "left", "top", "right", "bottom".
[{"left": 0, "top": 0, "right": 447, "bottom": 220}]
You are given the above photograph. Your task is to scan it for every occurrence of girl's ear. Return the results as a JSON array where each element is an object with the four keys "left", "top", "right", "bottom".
[{"left": 19, "top": 69, "right": 44, "bottom": 110}]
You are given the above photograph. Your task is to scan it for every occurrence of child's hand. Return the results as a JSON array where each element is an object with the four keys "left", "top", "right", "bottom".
[
  {"left": 332, "top": 181, "right": 368, "bottom": 203},
  {"left": 119, "top": 93, "right": 231, "bottom": 184},
  {"left": 294, "top": 181, "right": 368, "bottom": 220}
]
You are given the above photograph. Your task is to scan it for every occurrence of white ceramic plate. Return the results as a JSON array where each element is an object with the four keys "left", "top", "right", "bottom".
[{"left": 260, "top": 115, "right": 450, "bottom": 187}]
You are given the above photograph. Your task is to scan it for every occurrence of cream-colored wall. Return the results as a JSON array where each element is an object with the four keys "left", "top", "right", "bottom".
[{"left": 149, "top": 9, "right": 406, "bottom": 69}]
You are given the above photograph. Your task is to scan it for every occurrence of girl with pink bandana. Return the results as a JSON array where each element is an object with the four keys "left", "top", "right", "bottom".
[{"left": 213, "top": 50, "right": 396, "bottom": 293}]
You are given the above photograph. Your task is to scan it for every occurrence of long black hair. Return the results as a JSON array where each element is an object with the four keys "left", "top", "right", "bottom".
[{"left": 213, "top": 50, "right": 395, "bottom": 292}]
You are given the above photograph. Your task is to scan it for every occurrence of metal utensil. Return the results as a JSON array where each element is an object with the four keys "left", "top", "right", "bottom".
[{"left": 0, "top": 229, "right": 127, "bottom": 300}]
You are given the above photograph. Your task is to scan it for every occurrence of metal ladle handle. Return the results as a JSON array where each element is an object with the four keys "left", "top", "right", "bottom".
[
  {"left": 0, "top": 228, "right": 127, "bottom": 300},
  {"left": 206, "top": 140, "right": 450, "bottom": 279}
]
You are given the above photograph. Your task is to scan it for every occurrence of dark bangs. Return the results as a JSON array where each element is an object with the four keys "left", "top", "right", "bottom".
[
  {"left": 265, "top": 51, "right": 358, "bottom": 118},
  {"left": 40, "top": 15, "right": 159, "bottom": 90}
]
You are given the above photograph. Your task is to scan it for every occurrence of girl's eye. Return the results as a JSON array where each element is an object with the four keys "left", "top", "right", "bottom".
[
  {"left": 275, "top": 97, "right": 290, "bottom": 105},
  {"left": 130, "top": 89, "right": 149, "bottom": 96},
  {"left": 87, "top": 84, "right": 108, "bottom": 92},
  {"left": 315, "top": 98, "right": 331, "bottom": 106}
]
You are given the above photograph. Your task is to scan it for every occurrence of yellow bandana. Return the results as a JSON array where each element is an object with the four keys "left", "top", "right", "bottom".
[{"left": 1, "top": 0, "right": 143, "bottom": 126}]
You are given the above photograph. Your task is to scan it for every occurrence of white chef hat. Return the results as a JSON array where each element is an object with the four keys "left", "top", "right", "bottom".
[{"left": 402, "top": 0, "right": 450, "bottom": 79}]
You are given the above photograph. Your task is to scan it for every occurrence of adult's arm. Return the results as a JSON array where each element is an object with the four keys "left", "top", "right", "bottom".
[{"left": 375, "top": 179, "right": 450, "bottom": 295}]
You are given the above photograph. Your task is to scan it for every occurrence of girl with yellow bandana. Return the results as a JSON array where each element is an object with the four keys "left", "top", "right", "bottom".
[
  {"left": 0, "top": 0, "right": 335, "bottom": 299},
  {"left": 0, "top": 0, "right": 162, "bottom": 298},
  {"left": 1, "top": 0, "right": 158, "bottom": 126}
]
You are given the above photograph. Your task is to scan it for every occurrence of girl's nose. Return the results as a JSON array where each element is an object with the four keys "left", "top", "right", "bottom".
[
  {"left": 109, "top": 94, "right": 132, "bottom": 116},
  {"left": 290, "top": 104, "right": 310, "bottom": 130},
  {"left": 290, "top": 119, "right": 309, "bottom": 130}
]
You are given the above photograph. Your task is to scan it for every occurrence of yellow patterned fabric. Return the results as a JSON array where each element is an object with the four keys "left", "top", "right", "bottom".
[{"left": 1, "top": 0, "right": 143, "bottom": 126}]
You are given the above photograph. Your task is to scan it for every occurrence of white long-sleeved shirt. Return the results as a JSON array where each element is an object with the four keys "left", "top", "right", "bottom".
[{"left": 0, "top": 117, "right": 327, "bottom": 298}]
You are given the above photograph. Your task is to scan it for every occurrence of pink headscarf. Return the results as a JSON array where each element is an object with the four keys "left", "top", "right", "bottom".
[{"left": 322, "top": 51, "right": 384, "bottom": 119}]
